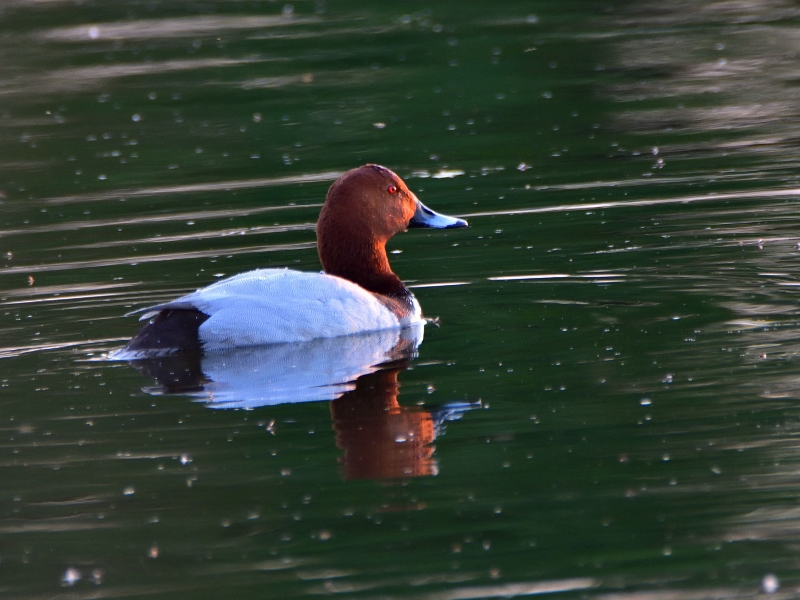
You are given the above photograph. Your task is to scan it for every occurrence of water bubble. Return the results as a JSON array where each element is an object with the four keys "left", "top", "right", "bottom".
[
  {"left": 61, "top": 567, "right": 81, "bottom": 586},
  {"left": 88, "top": 26, "right": 99, "bottom": 39},
  {"left": 762, "top": 574, "right": 779, "bottom": 594},
  {"left": 131, "top": 114, "right": 141, "bottom": 122}
]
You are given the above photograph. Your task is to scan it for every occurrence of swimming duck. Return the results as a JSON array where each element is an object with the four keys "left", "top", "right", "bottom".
[{"left": 117, "top": 164, "right": 467, "bottom": 355}]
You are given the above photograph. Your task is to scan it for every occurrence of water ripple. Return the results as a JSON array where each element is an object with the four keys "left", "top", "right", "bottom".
[
  {"left": 0, "top": 339, "right": 123, "bottom": 359},
  {"left": 59, "top": 223, "right": 316, "bottom": 250},
  {"left": 0, "top": 206, "right": 320, "bottom": 239},
  {"left": 0, "top": 57, "right": 280, "bottom": 96},
  {"left": 0, "top": 242, "right": 316, "bottom": 276},
  {"left": 462, "top": 187, "right": 800, "bottom": 219},
  {"left": 37, "top": 15, "right": 319, "bottom": 42},
  {"left": 41, "top": 171, "right": 341, "bottom": 205}
]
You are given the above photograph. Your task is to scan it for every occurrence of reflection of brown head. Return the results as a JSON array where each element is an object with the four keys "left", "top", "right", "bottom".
[{"left": 330, "top": 368, "right": 437, "bottom": 480}]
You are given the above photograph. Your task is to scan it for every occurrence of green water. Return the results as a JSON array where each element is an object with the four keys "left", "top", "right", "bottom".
[{"left": 3, "top": 1, "right": 800, "bottom": 598}]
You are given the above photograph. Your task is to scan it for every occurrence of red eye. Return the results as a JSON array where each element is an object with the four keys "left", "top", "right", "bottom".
[{"left": 387, "top": 185, "right": 398, "bottom": 194}]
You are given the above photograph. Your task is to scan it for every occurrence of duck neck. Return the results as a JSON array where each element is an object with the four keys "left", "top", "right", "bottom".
[{"left": 318, "top": 235, "right": 410, "bottom": 300}]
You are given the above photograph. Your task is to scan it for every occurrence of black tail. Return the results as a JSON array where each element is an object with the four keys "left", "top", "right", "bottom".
[{"left": 123, "top": 309, "right": 210, "bottom": 355}]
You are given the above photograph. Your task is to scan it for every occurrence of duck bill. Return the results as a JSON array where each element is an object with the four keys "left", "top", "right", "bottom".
[{"left": 408, "top": 199, "right": 468, "bottom": 229}]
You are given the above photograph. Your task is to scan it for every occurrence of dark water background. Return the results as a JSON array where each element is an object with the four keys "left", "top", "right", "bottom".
[{"left": 4, "top": 1, "right": 800, "bottom": 598}]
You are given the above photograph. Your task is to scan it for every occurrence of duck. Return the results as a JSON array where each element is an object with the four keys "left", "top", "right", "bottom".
[{"left": 115, "top": 164, "right": 467, "bottom": 356}]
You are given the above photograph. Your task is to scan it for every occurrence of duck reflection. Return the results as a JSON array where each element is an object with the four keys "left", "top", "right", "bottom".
[
  {"left": 333, "top": 367, "right": 432, "bottom": 479},
  {"left": 123, "top": 324, "right": 477, "bottom": 479}
]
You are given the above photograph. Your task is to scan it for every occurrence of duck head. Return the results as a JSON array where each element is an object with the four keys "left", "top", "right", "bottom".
[{"left": 317, "top": 164, "right": 467, "bottom": 297}]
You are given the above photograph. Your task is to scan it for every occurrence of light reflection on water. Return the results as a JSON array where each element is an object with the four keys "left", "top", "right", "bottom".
[
  {"left": 0, "top": 240, "right": 318, "bottom": 276},
  {"left": 38, "top": 171, "right": 340, "bottom": 205},
  {"left": 38, "top": 15, "right": 318, "bottom": 43}
]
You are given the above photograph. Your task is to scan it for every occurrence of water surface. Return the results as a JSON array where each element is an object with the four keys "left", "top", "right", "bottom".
[{"left": 3, "top": 1, "right": 800, "bottom": 598}]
